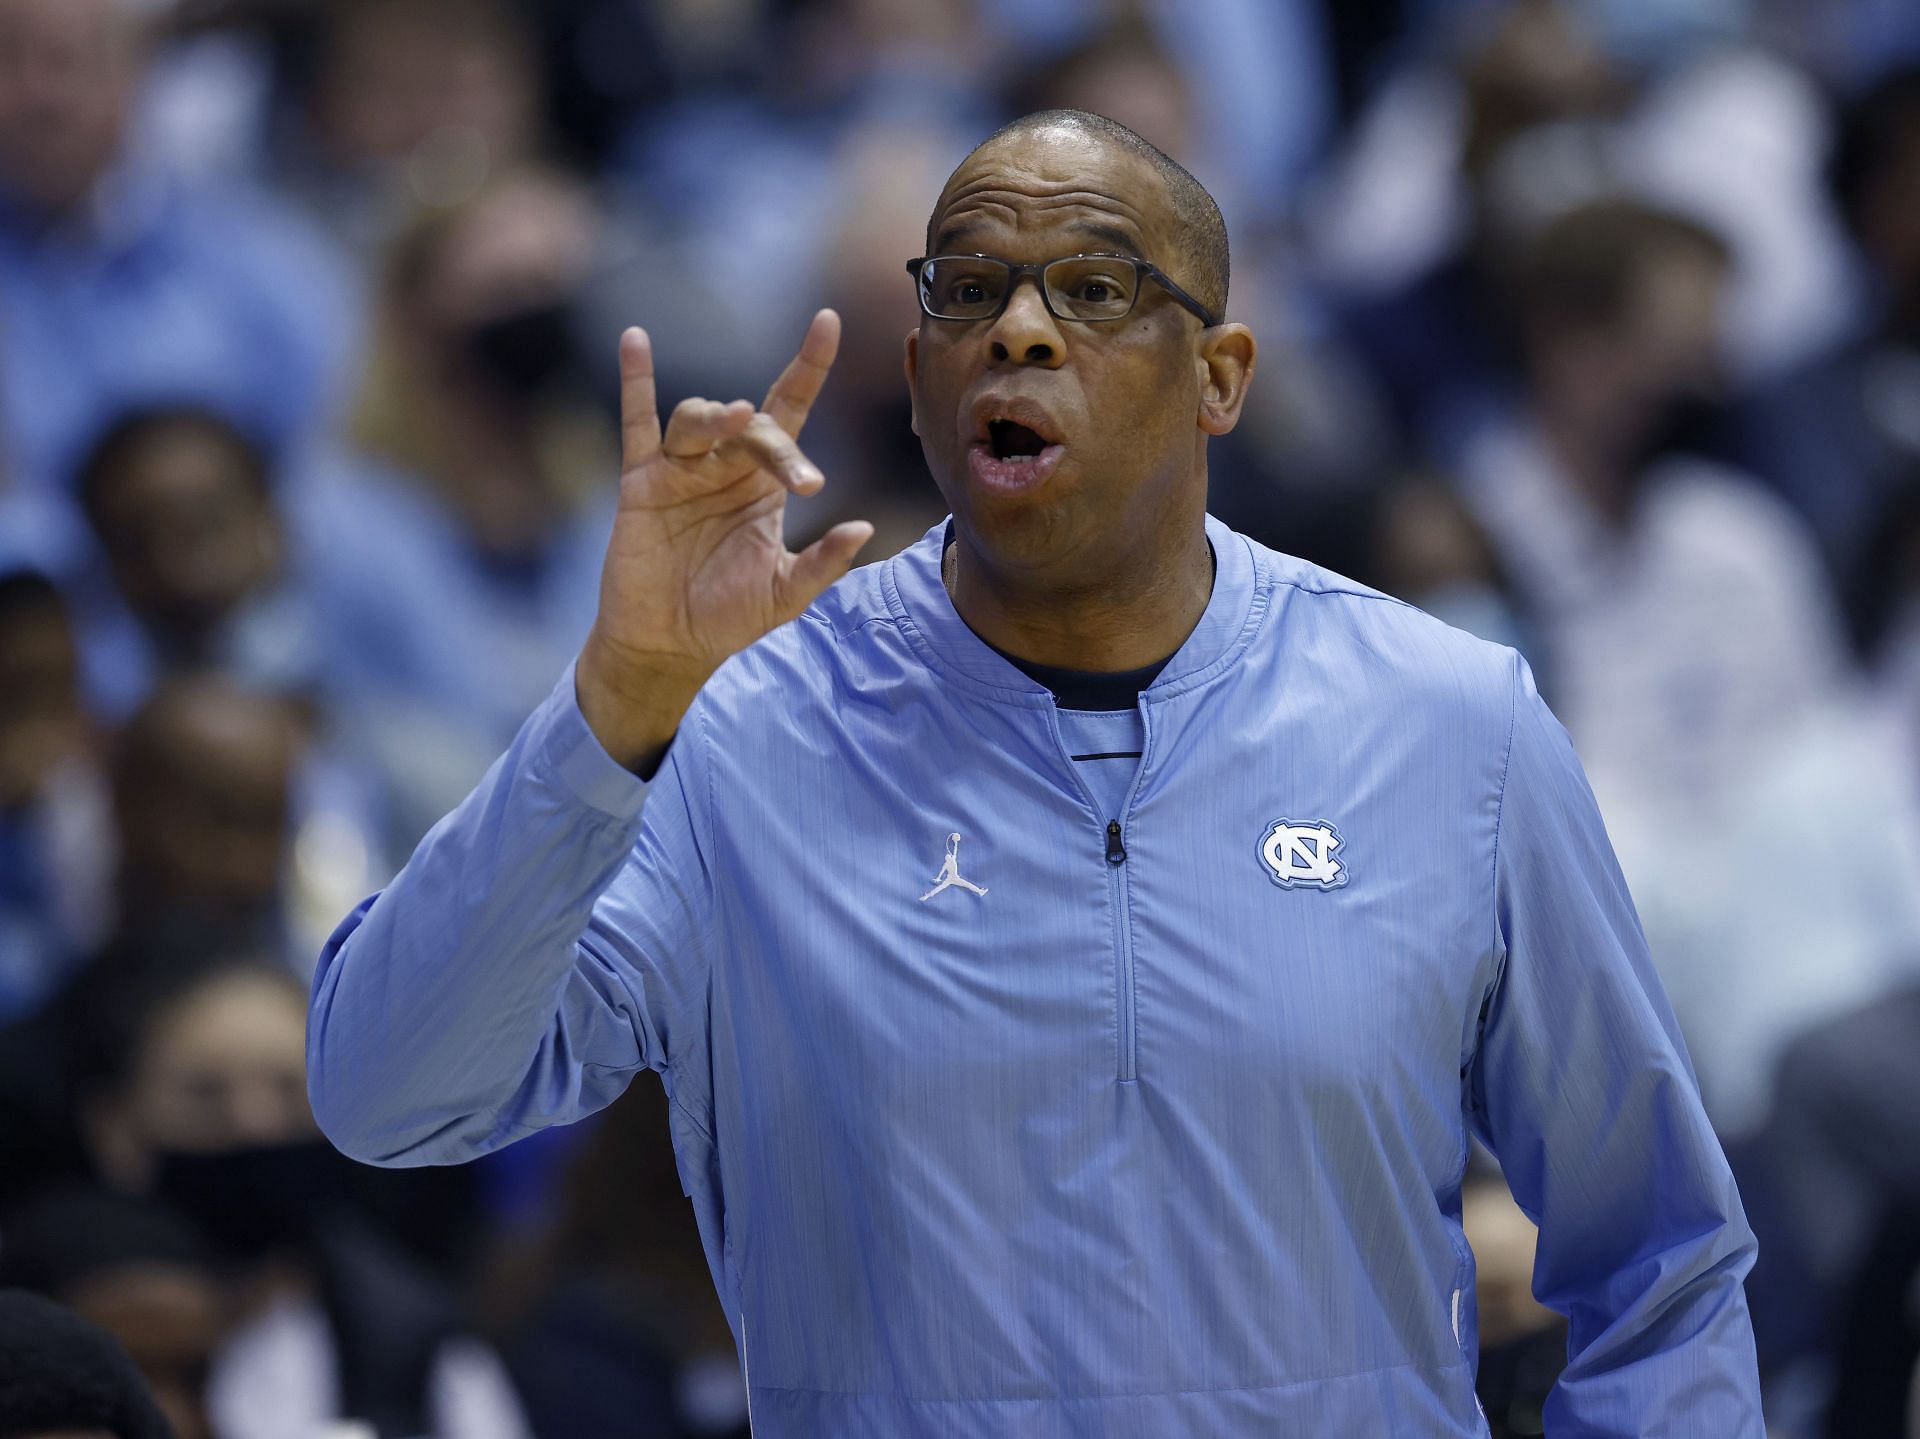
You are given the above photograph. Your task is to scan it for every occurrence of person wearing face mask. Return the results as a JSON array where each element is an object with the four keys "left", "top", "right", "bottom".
[
  {"left": 72, "top": 949, "right": 530, "bottom": 1439},
  {"left": 301, "top": 165, "right": 616, "bottom": 852}
]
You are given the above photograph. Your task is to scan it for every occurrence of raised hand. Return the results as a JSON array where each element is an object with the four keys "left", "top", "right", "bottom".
[{"left": 577, "top": 310, "right": 873, "bottom": 772}]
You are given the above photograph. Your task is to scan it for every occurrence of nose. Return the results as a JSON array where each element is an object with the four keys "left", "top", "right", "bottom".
[{"left": 986, "top": 276, "right": 1066, "bottom": 368}]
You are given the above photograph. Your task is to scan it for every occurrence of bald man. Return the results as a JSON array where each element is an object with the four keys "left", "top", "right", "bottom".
[{"left": 309, "top": 111, "right": 1765, "bottom": 1435}]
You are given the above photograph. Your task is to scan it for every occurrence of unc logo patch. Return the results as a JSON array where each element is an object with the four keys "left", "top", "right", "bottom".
[{"left": 1258, "top": 819, "right": 1348, "bottom": 890}]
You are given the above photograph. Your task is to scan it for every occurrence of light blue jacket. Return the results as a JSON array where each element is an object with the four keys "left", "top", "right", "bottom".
[{"left": 308, "top": 517, "right": 1763, "bottom": 1436}]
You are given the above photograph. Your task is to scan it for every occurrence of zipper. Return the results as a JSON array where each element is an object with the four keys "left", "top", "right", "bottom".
[
  {"left": 1047, "top": 699, "right": 1150, "bottom": 1084},
  {"left": 1107, "top": 816, "right": 1138, "bottom": 1081}
]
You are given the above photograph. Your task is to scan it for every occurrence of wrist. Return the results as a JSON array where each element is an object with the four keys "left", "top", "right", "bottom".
[{"left": 575, "top": 630, "right": 712, "bottom": 776}]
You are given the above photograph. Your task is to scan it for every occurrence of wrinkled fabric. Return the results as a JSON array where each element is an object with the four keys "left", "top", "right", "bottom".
[{"left": 309, "top": 517, "right": 1763, "bottom": 1436}]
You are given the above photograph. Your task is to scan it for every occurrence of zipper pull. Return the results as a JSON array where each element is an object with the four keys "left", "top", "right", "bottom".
[{"left": 1105, "top": 820, "right": 1127, "bottom": 864}]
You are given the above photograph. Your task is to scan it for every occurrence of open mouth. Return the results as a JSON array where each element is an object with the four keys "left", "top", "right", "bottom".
[
  {"left": 966, "top": 398, "right": 1066, "bottom": 495},
  {"left": 988, "top": 419, "right": 1048, "bottom": 460}
]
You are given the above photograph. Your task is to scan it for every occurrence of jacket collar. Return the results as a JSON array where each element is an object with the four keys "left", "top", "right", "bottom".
[{"left": 880, "top": 513, "right": 1268, "bottom": 708}]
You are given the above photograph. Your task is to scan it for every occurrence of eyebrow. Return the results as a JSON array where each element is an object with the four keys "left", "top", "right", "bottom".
[{"left": 931, "top": 218, "right": 1147, "bottom": 257}]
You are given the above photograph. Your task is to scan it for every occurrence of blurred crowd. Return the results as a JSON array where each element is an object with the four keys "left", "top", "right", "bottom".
[{"left": 2, "top": 0, "right": 1919, "bottom": 1434}]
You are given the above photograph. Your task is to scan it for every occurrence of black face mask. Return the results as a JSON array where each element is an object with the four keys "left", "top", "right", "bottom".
[
  {"left": 150, "top": 1137, "right": 355, "bottom": 1266},
  {"left": 459, "top": 302, "right": 588, "bottom": 401}
]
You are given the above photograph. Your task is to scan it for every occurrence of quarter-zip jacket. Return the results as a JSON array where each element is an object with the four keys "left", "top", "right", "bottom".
[{"left": 308, "top": 516, "right": 1764, "bottom": 1437}]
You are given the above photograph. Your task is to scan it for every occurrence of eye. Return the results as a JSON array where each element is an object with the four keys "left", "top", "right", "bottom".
[
  {"left": 1051, "top": 261, "right": 1137, "bottom": 313},
  {"left": 928, "top": 263, "right": 1002, "bottom": 313}
]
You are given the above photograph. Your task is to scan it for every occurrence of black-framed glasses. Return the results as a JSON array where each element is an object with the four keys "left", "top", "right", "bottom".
[{"left": 906, "top": 253, "right": 1218, "bottom": 328}]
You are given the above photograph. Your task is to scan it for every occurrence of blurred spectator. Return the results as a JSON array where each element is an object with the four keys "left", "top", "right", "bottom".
[
  {"left": 61, "top": 410, "right": 387, "bottom": 956},
  {"left": 1460, "top": 197, "right": 1834, "bottom": 798},
  {"left": 74, "top": 408, "right": 323, "bottom": 719},
  {"left": 1734, "top": 983, "right": 1920, "bottom": 1374},
  {"left": 305, "top": 165, "right": 615, "bottom": 848},
  {"left": 1462, "top": 197, "right": 1920, "bottom": 1147},
  {"left": 284, "top": 0, "right": 545, "bottom": 271},
  {"left": 72, "top": 949, "right": 526, "bottom": 1439},
  {"left": 0, "top": 0, "right": 354, "bottom": 506},
  {"left": 1316, "top": 0, "right": 1630, "bottom": 460},
  {"left": 1826, "top": 1194, "right": 1920, "bottom": 1437},
  {"left": 1008, "top": 17, "right": 1195, "bottom": 164},
  {"left": 788, "top": 119, "right": 966, "bottom": 559},
  {"left": 0, "top": 569, "right": 112, "bottom": 1021},
  {"left": 485, "top": 1081, "right": 748, "bottom": 1439},
  {"left": 0, "top": 1288, "right": 174, "bottom": 1439},
  {"left": 109, "top": 678, "right": 302, "bottom": 962},
  {"left": 1315, "top": 0, "right": 1853, "bottom": 456},
  {"left": 1, "top": 1186, "right": 225, "bottom": 1439},
  {"left": 1740, "top": 66, "right": 1920, "bottom": 615},
  {"left": 1363, "top": 477, "right": 1533, "bottom": 657}
]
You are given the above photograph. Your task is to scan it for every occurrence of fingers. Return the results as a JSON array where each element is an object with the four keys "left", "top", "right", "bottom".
[
  {"left": 722, "top": 412, "right": 825, "bottom": 494},
  {"left": 661, "top": 397, "right": 755, "bottom": 460},
  {"left": 618, "top": 327, "right": 662, "bottom": 470},
  {"left": 762, "top": 309, "right": 841, "bottom": 439},
  {"left": 779, "top": 519, "right": 875, "bottom": 619}
]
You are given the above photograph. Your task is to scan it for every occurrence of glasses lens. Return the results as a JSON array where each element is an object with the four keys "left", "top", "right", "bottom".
[
  {"left": 921, "top": 258, "right": 1010, "bottom": 319},
  {"left": 1045, "top": 257, "right": 1139, "bottom": 320}
]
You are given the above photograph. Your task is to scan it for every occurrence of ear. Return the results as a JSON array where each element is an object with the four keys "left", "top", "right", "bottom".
[
  {"left": 1195, "top": 323, "right": 1257, "bottom": 436},
  {"left": 903, "top": 329, "right": 921, "bottom": 437}
]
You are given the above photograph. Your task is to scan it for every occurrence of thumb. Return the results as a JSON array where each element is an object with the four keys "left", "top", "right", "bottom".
[{"left": 778, "top": 520, "right": 875, "bottom": 618}]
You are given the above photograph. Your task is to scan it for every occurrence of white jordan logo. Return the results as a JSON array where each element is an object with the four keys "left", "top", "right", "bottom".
[{"left": 918, "top": 832, "right": 989, "bottom": 901}]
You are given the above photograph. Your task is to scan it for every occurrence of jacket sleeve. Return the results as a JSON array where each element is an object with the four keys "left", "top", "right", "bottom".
[
  {"left": 1466, "top": 655, "right": 1764, "bottom": 1436},
  {"left": 306, "top": 663, "right": 719, "bottom": 1167}
]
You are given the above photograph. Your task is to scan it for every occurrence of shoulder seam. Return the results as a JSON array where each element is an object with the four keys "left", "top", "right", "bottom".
[
  {"left": 800, "top": 607, "right": 897, "bottom": 639},
  {"left": 1270, "top": 574, "right": 1422, "bottom": 614}
]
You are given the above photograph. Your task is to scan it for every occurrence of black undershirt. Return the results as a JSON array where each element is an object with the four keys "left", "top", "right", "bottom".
[
  {"left": 986, "top": 643, "right": 1172, "bottom": 712},
  {"left": 942, "top": 529, "right": 1210, "bottom": 714}
]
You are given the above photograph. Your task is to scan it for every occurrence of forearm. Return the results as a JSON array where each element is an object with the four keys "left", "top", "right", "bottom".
[
  {"left": 307, "top": 664, "right": 654, "bottom": 1164},
  {"left": 1546, "top": 1194, "right": 1763, "bottom": 1436}
]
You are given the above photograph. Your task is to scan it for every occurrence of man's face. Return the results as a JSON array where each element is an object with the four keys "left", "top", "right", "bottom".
[
  {"left": 905, "top": 129, "right": 1214, "bottom": 577},
  {"left": 89, "top": 424, "right": 281, "bottom": 640},
  {"left": 0, "top": 0, "right": 140, "bottom": 215}
]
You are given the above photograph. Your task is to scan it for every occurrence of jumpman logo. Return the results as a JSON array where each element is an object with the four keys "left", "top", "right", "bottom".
[{"left": 918, "top": 832, "right": 989, "bottom": 902}]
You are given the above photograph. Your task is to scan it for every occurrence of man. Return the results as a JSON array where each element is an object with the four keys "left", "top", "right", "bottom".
[
  {"left": 0, "top": 0, "right": 350, "bottom": 499},
  {"left": 309, "top": 110, "right": 1764, "bottom": 1434}
]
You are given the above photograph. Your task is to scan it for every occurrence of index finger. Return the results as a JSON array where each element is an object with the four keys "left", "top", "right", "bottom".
[
  {"left": 619, "top": 326, "right": 661, "bottom": 470},
  {"left": 762, "top": 309, "right": 841, "bottom": 438}
]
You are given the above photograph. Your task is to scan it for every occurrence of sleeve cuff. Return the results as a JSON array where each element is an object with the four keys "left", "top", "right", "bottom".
[{"left": 533, "top": 661, "right": 655, "bottom": 823}]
